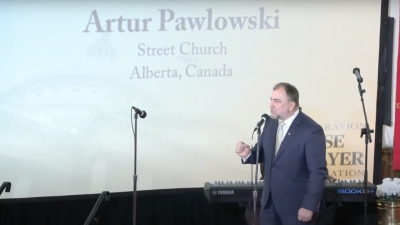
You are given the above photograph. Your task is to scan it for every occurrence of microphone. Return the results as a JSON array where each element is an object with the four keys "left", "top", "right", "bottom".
[
  {"left": 253, "top": 114, "right": 269, "bottom": 132},
  {"left": 132, "top": 106, "right": 147, "bottom": 118},
  {"left": 353, "top": 67, "right": 363, "bottom": 83}
]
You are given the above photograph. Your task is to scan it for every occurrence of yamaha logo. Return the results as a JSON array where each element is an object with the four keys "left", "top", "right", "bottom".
[
  {"left": 211, "top": 190, "right": 235, "bottom": 195},
  {"left": 217, "top": 190, "right": 235, "bottom": 195}
]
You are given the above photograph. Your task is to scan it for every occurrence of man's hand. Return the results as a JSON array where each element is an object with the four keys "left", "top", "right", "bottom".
[
  {"left": 235, "top": 141, "right": 251, "bottom": 158},
  {"left": 298, "top": 207, "right": 313, "bottom": 222}
]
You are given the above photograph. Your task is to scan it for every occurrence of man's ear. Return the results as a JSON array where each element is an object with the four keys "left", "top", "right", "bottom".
[{"left": 289, "top": 101, "right": 296, "bottom": 111}]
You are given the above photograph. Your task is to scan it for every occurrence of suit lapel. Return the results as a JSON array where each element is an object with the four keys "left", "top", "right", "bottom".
[{"left": 263, "top": 119, "right": 278, "bottom": 167}]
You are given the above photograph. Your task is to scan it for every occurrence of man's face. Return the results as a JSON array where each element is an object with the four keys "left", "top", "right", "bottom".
[{"left": 269, "top": 86, "right": 295, "bottom": 120}]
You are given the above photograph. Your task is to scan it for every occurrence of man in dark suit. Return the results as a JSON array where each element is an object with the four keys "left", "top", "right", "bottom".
[{"left": 236, "top": 82, "right": 327, "bottom": 225}]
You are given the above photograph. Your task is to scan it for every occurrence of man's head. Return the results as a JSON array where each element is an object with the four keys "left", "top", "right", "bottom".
[{"left": 269, "top": 82, "right": 299, "bottom": 120}]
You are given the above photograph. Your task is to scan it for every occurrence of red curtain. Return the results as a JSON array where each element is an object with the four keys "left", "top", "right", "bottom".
[{"left": 392, "top": 7, "right": 400, "bottom": 170}]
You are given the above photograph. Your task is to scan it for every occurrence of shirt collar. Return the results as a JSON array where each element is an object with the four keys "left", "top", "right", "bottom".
[{"left": 279, "top": 108, "right": 300, "bottom": 127}]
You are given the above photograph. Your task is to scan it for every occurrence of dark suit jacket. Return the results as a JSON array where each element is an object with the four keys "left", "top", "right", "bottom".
[{"left": 244, "top": 111, "right": 327, "bottom": 215}]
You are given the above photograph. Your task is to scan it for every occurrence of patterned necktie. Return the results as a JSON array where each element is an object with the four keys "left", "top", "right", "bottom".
[{"left": 275, "top": 121, "right": 285, "bottom": 155}]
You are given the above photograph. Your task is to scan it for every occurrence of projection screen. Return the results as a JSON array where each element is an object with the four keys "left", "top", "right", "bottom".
[{"left": 0, "top": 0, "right": 381, "bottom": 198}]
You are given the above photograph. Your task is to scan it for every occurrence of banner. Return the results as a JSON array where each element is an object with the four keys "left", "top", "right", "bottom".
[{"left": 0, "top": 0, "right": 381, "bottom": 198}]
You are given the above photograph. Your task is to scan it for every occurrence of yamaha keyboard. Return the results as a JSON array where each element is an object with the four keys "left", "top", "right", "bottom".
[{"left": 204, "top": 179, "right": 376, "bottom": 203}]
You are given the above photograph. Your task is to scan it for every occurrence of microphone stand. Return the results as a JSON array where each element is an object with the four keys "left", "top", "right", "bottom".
[
  {"left": 252, "top": 127, "right": 262, "bottom": 225},
  {"left": 131, "top": 110, "right": 139, "bottom": 225},
  {"left": 355, "top": 79, "right": 373, "bottom": 225}
]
